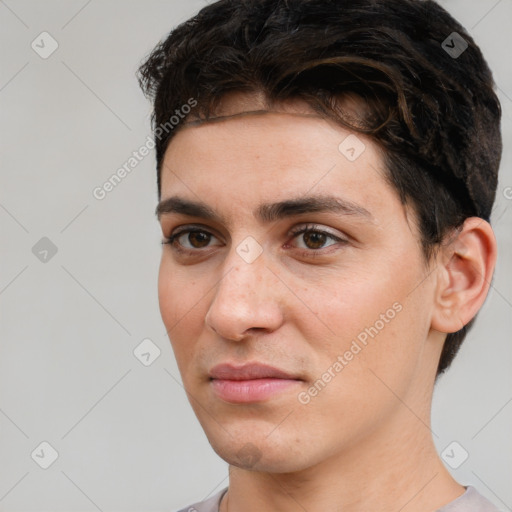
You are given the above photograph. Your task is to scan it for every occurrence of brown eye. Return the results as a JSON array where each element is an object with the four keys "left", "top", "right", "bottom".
[
  {"left": 163, "top": 227, "right": 222, "bottom": 251},
  {"left": 186, "top": 231, "right": 211, "bottom": 248},
  {"left": 302, "top": 231, "right": 328, "bottom": 249},
  {"left": 290, "top": 224, "right": 346, "bottom": 252}
]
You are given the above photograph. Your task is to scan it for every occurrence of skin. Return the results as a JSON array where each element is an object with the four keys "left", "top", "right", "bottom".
[{"left": 156, "top": 93, "right": 496, "bottom": 512}]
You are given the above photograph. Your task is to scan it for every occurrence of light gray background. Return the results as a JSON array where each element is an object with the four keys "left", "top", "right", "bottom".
[{"left": 0, "top": 1, "right": 511, "bottom": 510}]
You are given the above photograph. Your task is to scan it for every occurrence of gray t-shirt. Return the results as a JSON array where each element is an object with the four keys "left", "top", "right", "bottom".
[{"left": 176, "top": 485, "right": 502, "bottom": 512}]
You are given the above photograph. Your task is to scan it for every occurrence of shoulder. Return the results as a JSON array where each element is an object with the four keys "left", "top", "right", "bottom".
[
  {"left": 437, "top": 485, "right": 503, "bottom": 512},
  {"left": 175, "top": 488, "right": 228, "bottom": 512}
]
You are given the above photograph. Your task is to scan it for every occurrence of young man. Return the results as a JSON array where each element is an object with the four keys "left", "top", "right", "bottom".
[{"left": 138, "top": 0, "right": 502, "bottom": 510}]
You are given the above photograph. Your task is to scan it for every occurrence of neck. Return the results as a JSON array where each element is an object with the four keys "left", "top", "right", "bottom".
[{"left": 221, "top": 409, "right": 464, "bottom": 512}]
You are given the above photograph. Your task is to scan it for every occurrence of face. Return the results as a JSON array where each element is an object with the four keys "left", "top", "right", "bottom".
[{"left": 157, "top": 96, "right": 440, "bottom": 473}]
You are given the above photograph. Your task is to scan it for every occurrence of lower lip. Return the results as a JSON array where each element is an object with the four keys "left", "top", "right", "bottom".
[{"left": 210, "top": 378, "right": 301, "bottom": 403}]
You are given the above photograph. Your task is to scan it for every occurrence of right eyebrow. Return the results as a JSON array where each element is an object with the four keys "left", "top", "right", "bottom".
[{"left": 156, "top": 196, "right": 222, "bottom": 222}]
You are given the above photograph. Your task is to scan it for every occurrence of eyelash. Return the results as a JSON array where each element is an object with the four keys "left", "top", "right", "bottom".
[{"left": 162, "top": 223, "right": 348, "bottom": 257}]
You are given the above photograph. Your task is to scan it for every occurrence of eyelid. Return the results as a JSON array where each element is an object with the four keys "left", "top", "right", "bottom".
[
  {"left": 164, "top": 222, "right": 349, "bottom": 254},
  {"left": 287, "top": 223, "right": 347, "bottom": 241},
  {"left": 168, "top": 223, "right": 222, "bottom": 239},
  {"left": 166, "top": 223, "right": 345, "bottom": 242}
]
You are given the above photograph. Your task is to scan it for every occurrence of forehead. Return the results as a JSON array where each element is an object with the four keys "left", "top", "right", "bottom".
[
  {"left": 166, "top": 93, "right": 376, "bottom": 170},
  {"left": 162, "top": 103, "right": 381, "bottom": 193},
  {"left": 158, "top": 92, "right": 408, "bottom": 231}
]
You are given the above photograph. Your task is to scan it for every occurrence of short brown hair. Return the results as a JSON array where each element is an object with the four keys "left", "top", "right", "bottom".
[{"left": 137, "top": 0, "right": 502, "bottom": 376}]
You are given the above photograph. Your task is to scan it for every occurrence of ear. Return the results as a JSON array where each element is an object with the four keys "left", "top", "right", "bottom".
[{"left": 431, "top": 217, "right": 497, "bottom": 334}]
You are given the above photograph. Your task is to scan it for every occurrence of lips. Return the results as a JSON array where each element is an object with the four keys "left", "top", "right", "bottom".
[
  {"left": 209, "top": 362, "right": 303, "bottom": 403},
  {"left": 209, "top": 362, "right": 300, "bottom": 381}
]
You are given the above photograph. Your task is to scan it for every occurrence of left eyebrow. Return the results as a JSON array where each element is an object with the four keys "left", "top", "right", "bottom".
[
  {"left": 155, "top": 194, "right": 373, "bottom": 223},
  {"left": 256, "top": 195, "right": 373, "bottom": 223}
]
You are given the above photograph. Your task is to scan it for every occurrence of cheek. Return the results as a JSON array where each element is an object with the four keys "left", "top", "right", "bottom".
[
  {"left": 158, "top": 258, "right": 179, "bottom": 328},
  {"left": 300, "top": 261, "right": 428, "bottom": 380},
  {"left": 157, "top": 257, "right": 206, "bottom": 361},
  {"left": 289, "top": 277, "right": 428, "bottom": 439}
]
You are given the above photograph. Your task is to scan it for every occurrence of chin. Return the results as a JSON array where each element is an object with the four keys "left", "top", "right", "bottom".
[{"left": 207, "top": 432, "right": 316, "bottom": 473}]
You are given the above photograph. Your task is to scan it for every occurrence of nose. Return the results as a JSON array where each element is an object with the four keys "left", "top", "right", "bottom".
[{"left": 204, "top": 244, "right": 284, "bottom": 341}]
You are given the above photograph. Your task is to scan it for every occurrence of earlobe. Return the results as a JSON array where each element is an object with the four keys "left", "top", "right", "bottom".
[{"left": 431, "top": 217, "right": 497, "bottom": 334}]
